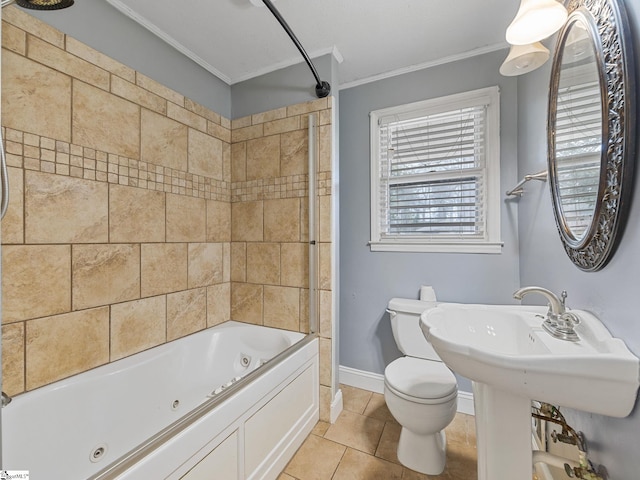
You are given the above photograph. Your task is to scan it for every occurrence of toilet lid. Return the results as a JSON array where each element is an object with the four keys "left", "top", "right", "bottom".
[{"left": 384, "top": 357, "right": 457, "bottom": 400}]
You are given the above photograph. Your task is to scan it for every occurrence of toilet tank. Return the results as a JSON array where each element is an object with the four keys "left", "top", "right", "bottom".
[{"left": 388, "top": 298, "right": 441, "bottom": 361}]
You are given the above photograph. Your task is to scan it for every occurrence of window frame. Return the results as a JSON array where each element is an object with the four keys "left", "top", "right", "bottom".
[{"left": 369, "top": 86, "right": 503, "bottom": 254}]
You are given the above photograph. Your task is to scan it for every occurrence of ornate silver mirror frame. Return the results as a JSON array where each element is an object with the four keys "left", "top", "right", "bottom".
[{"left": 547, "top": 0, "right": 636, "bottom": 271}]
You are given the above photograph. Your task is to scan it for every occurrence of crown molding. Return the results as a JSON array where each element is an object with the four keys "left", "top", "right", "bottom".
[
  {"left": 340, "top": 42, "right": 508, "bottom": 90},
  {"left": 105, "top": 0, "right": 232, "bottom": 84}
]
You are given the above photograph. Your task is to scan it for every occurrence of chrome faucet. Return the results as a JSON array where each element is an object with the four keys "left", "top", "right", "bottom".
[
  {"left": 514, "top": 286, "right": 564, "bottom": 316},
  {"left": 513, "top": 286, "right": 580, "bottom": 342}
]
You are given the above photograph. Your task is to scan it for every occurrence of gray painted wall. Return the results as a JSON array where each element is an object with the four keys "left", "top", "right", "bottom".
[
  {"left": 23, "top": 0, "right": 231, "bottom": 117},
  {"left": 338, "top": 49, "right": 521, "bottom": 392},
  {"left": 517, "top": 1, "right": 640, "bottom": 476},
  {"left": 231, "top": 54, "right": 335, "bottom": 118}
]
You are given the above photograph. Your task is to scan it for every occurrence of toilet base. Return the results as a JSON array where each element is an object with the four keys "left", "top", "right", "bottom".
[{"left": 397, "top": 427, "right": 447, "bottom": 475}]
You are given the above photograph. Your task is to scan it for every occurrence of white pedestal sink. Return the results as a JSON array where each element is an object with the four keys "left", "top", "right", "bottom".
[{"left": 420, "top": 303, "right": 640, "bottom": 480}]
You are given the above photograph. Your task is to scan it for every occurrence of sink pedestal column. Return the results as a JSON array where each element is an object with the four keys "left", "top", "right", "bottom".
[{"left": 472, "top": 382, "right": 532, "bottom": 480}]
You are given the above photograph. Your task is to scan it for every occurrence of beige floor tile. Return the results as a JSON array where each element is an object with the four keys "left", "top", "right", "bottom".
[
  {"left": 364, "top": 392, "right": 398, "bottom": 423},
  {"left": 278, "top": 474, "right": 297, "bottom": 480},
  {"left": 311, "top": 421, "right": 330, "bottom": 437},
  {"left": 446, "top": 413, "right": 476, "bottom": 447},
  {"left": 402, "top": 467, "right": 430, "bottom": 480},
  {"left": 284, "top": 434, "right": 345, "bottom": 480},
  {"left": 375, "top": 422, "right": 401, "bottom": 464},
  {"left": 464, "top": 414, "right": 477, "bottom": 447},
  {"left": 427, "top": 441, "right": 478, "bottom": 480},
  {"left": 280, "top": 396, "right": 476, "bottom": 480},
  {"left": 445, "top": 442, "right": 477, "bottom": 479},
  {"left": 445, "top": 413, "right": 468, "bottom": 446},
  {"left": 340, "top": 384, "right": 373, "bottom": 414},
  {"left": 324, "top": 410, "right": 385, "bottom": 454},
  {"left": 333, "top": 448, "right": 403, "bottom": 480}
]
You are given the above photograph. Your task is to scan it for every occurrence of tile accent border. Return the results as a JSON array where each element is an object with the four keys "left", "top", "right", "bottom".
[{"left": 3, "top": 127, "right": 230, "bottom": 202}]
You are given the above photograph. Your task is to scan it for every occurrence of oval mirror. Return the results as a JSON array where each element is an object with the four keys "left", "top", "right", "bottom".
[
  {"left": 548, "top": 0, "right": 635, "bottom": 271},
  {"left": 552, "top": 14, "right": 602, "bottom": 244}
]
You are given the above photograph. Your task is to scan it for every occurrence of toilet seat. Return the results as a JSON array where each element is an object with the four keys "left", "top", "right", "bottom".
[{"left": 384, "top": 357, "right": 457, "bottom": 404}]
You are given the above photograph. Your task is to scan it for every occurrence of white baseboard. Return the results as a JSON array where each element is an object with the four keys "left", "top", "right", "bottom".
[
  {"left": 456, "top": 390, "right": 474, "bottom": 416},
  {"left": 339, "top": 365, "right": 474, "bottom": 416},
  {"left": 339, "top": 365, "right": 385, "bottom": 394},
  {"left": 330, "top": 388, "right": 343, "bottom": 424}
]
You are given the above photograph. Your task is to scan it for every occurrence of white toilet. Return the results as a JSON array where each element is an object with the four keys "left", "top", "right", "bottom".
[{"left": 384, "top": 298, "right": 458, "bottom": 475}]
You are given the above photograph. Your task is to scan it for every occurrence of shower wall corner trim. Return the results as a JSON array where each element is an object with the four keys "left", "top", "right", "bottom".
[{"left": 308, "top": 112, "right": 319, "bottom": 335}]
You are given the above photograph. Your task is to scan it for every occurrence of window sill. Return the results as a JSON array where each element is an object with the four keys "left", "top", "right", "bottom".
[{"left": 368, "top": 240, "right": 503, "bottom": 254}]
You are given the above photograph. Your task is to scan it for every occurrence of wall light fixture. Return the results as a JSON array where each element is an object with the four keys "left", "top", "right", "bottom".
[
  {"left": 506, "top": 0, "right": 568, "bottom": 45},
  {"left": 500, "top": 42, "right": 550, "bottom": 76}
]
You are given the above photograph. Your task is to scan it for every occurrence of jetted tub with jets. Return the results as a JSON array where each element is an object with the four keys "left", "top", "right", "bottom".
[{"left": 2, "top": 321, "right": 319, "bottom": 480}]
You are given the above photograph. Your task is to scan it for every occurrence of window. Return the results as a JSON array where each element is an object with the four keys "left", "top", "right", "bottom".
[{"left": 370, "top": 86, "right": 502, "bottom": 253}]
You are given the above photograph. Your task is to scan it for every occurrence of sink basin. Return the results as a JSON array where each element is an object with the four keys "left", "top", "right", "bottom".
[
  {"left": 420, "top": 302, "right": 640, "bottom": 480},
  {"left": 420, "top": 303, "right": 640, "bottom": 417}
]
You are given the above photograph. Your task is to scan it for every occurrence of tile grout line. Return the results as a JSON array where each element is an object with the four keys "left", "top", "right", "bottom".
[{"left": 329, "top": 445, "right": 349, "bottom": 480}]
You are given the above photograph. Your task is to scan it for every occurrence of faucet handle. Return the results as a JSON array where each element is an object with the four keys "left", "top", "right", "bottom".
[
  {"left": 561, "top": 290, "right": 568, "bottom": 308},
  {"left": 560, "top": 311, "right": 581, "bottom": 326}
]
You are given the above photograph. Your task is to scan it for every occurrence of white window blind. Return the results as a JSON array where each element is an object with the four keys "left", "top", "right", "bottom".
[
  {"left": 380, "top": 106, "right": 486, "bottom": 237},
  {"left": 554, "top": 78, "right": 602, "bottom": 238},
  {"left": 370, "top": 87, "right": 501, "bottom": 253}
]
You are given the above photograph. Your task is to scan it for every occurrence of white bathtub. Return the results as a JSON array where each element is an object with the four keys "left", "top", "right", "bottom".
[{"left": 2, "top": 321, "right": 319, "bottom": 480}]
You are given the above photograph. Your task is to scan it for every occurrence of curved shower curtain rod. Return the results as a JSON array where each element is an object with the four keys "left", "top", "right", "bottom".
[{"left": 260, "top": 0, "right": 331, "bottom": 98}]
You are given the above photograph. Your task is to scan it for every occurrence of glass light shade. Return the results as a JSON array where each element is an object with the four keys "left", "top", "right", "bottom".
[
  {"left": 506, "top": 0, "right": 568, "bottom": 45},
  {"left": 500, "top": 42, "right": 550, "bottom": 76}
]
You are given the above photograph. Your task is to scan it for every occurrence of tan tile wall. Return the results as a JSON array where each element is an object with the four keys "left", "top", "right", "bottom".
[
  {"left": 1, "top": 7, "right": 232, "bottom": 396},
  {"left": 1, "top": 7, "right": 335, "bottom": 423},
  {"left": 229, "top": 98, "right": 334, "bottom": 421}
]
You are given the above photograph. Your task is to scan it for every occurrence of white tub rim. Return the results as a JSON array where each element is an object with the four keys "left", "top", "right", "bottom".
[{"left": 85, "top": 327, "right": 316, "bottom": 480}]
